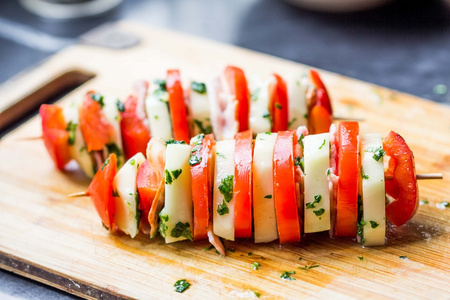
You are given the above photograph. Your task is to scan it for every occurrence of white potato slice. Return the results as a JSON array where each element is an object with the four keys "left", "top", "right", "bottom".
[
  {"left": 161, "top": 144, "right": 193, "bottom": 243},
  {"left": 102, "top": 95, "right": 125, "bottom": 168},
  {"left": 287, "top": 72, "right": 308, "bottom": 129},
  {"left": 360, "top": 133, "right": 386, "bottom": 246},
  {"left": 113, "top": 153, "right": 146, "bottom": 238},
  {"left": 212, "top": 139, "right": 236, "bottom": 240},
  {"left": 145, "top": 81, "right": 173, "bottom": 141},
  {"left": 189, "top": 81, "right": 212, "bottom": 136},
  {"left": 249, "top": 76, "right": 276, "bottom": 134},
  {"left": 303, "top": 133, "right": 331, "bottom": 233},
  {"left": 253, "top": 132, "right": 278, "bottom": 243}
]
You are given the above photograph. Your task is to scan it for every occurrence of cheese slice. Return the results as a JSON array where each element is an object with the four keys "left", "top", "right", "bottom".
[
  {"left": 63, "top": 98, "right": 95, "bottom": 178},
  {"left": 253, "top": 132, "right": 278, "bottom": 243},
  {"left": 189, "top": 81, "right": 212, "bottom": 135},
  {"left": 102, "top": 96, "right": 125, "bottom": 168},
  {"left": 249, "top": 76, "right": 276, "bottom": 134},
  {"left": 303, "top": 133, "right": 331, "bottom": 233},
  {"left": 360, "top": 134, "right": 386, "bottom": 246},
  {"left": 162, "top": 143, "right": 193, "bottom": 243},
  {"left": 212, "top": 139, "right": 236, "bottom": 240},
  {"left": 287, "top": 72, "right": 308, "bottom": 129},
  {"left": 113, "top": 153, "right": 146, "bottom": 238},
  {"left": 145, "top": 82, "right": 173, "bottom": 141}
]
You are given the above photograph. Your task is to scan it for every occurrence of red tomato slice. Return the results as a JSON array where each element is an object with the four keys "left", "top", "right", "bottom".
[
  {"left": 332, "top": 122, "right": 359, "bottom": 237},
  {"left": 224, "top": 65, "right": 250, "bottom": 132},
  {"left": 273, "top": 130, "right": 301, "bottom": 243},
  {"left": 39, "top": 105, "right": 72, "bottom": 170},
  {"left": 190, "top": 134, "right": 214, "bottom": 240},
  {"left": 120, "top": 94, "right": 151, "bottom": 159},
  {"left": 271, "top": 74, "right": 288, "bottom": 132},
  {"left": 309, "top": 70, "right": 332, "bottom": 115},
  {"left": 308, "top": 102, "right": 332, "bottom": 134},
  {"left": 79, "top": 91, "right": 115, "bottom": 152},
  {"left": 87, "top": 153, "right": 117, "bottom": 230},
  {"left": 166, "top": 69, "right": 190, "bottom": 143},
  {"left": 234, "top": 129, "right": 253, "bottom": 238},
  {"left": 137, "top": 159, "right": 160, "bottom": 226},
  {"left": 383, "top": 131, "right": 419, "bottom": 227}
]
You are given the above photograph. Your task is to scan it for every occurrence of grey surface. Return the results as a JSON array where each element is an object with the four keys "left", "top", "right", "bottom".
[{"left": 0, "top": 0, "right": 449, "bottom": 299}]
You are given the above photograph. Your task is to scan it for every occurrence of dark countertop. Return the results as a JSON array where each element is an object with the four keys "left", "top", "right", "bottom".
[{"left": 0, "top": 0, "right": 449, "bottom": 298}]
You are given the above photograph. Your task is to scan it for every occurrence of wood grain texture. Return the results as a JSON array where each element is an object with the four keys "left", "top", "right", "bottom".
[{"left": 0, "top": 21, "right": 449, "bottom": 299}]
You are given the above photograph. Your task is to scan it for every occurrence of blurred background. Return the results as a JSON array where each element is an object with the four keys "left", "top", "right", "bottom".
[{"left": 0, "top": 0, "right": 449, "bottom": 298}]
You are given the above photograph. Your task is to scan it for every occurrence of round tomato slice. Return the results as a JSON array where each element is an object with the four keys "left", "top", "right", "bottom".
[
  {"left": 224, "top": 65, "right": 250, "bottom": 132},
  {"left": 87, "top": 153, "right": 117, "bottom": 231},
  {"left": 332, "top": 122, "right": 359, "bottom": 237},
  {"left": 383, "top": 131, "right": 418, "bottom": 227},
  {"left": 79, "top": 91, "right": 115, "bottom": 152},
  {"left": 273, "top": 130, "right": 301, "bottom": 243},
  {"left": 271, "top": 74, "right": 288, "bottom": 132},
  {"left": 39, "top": 104, "right": 71, "bottom": 170},
  {"left": 137, "top": 159, "right": 160, "bottom": 226},
  {"left": 120, "top": 94, "right": 151, "bottom": 159},
  {"left": 166, "top": 69, "right": 190, "bottom": 143},
  {"left": 234, "top": 129, "right": 253, "bottom": 238},
  {"left": 309, "top": 70, "right": 332, "bottom": 115},
  {"left": 190, "top": 133, "right": 214, "bottom": 240}
]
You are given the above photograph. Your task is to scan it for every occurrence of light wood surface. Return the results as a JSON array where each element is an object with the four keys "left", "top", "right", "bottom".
[{"left": 0, "top": 21, "right": 449, "bottom": 299}]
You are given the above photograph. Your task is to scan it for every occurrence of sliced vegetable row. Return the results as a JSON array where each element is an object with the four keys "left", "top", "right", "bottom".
[
  {"left": 40, "top": 67, "right": 333, "bottom": 178},
  {"left": 85, "top": 122, "right": 418, "bottom": 255}
]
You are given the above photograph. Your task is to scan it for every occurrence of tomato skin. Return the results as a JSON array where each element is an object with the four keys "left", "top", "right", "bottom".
[
  {"left": 87, "top": 153, "right": 117, "bottom": 230},
  {"left": 166, "top": 69, "right": 190, "bottom": 143},
  {"left": 39, "top": 104, "right": 71, "bottom": 170},
  {"left": 191, "top": 134, "right": 214, "bottom": 240},
  {"left": 234, "top": 130, "right": 253, "bottom": 238},
  {"left": 271, "top": 74, "right": 288, "bottom": 132},
  {"left": 309, "top": 70, "right": 332, "bottom": 115},
  {"left": 224, "top": 65, "right": 250, "bottom": 132},
  {"left": 120, "top": 95, "right": 151, "bottom": 159},
  {"left": 137, "top": 159, "right": 160, "bottom": 225},
  {"left": 332, "top": 122, "right": 359, "bottom": 237},
  {"left": 383, "top": 131, "right": 419, "bottom": 227},
  {"left": 273, "top": 130, "right": 301, "bottom": 243},
  {"left": 79, "top": 91, "right": 115, "bottom": 152},
  {"left": 309, "top": 102, "right": 332, "bottom": 134}
]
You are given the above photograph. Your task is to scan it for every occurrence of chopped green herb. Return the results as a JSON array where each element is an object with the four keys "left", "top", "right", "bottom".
[
  {"left": 358, "top": 256, "right": 364, "bottom": 261},
  {"left": 101, "top": 158, "right": 110, "bottom": 171},
  {"left": 251, "top": 87, "right": 261, "bottom": 102},
  {"left": 275, "top": 102, "right": 282, "bottom": 109},
  {"left": 170, "top": 222, "right": 193, "bottom": 241},
  {"left": 218, "top": 175, "right": 234, "bottom": 203},
  {"left": 191, "top": 81, "right": 207, "bottom": 94},
  {"left": 319, "top": 139, "right": 326, "bottom": 150},
  {"left": 280, "top": 271, "right": 296, "bottom": 281},
  {"left": 299, "top": 264, "right": 319, "bottom": 271},
  {"left": 154, "top": 79, "right": 166, "bottom": 91},
  {"left": 288, "top": 118, "right": 297, "bottom": 128},
  {"left": 106, "top": 143, "right": 122, "bottom": 160},
  {"left": 204, "top": 245, "right": 214, "bottom": 251},
  {"left": 159, "top": 213, "right": 168, "bottom": 237},
  {"left": 227, "top": 248, "right": 236, "bottom": 253},
  {"left": 165, "top": 169, "right": 182, "bottom": 184},
  {"left": 313, "top": 208, "right": 325, "bottom": 217},
  {"left": 264, "top": 195, "right": 272, "bottom": 199},
  {"left": 154, "top": 115, "right": 159, "bottom": 120},
  {"left": 79, "top": 146, "right": 86, "bottom": 153},
  {"left": 253, "top": 291, "right": 261, "bottom": 298},
  {"left": 419, "top": 200, "right": 429, "bottom": 205},
  {"left": 65, "top": 121, "right": 77, "bottom": 146},
  {"left": 165, "top": 139, "right": 186, "bottom": 145},
  {"left": 369, "top": 221, "right": 379, "bottom": 229},
  {"left": 262, "top": 112, "right": 271, "bottom": 119},
  {"left": 164, "top": 169, "right": 172, "bottom": 184},
  {"left": 251, "top": 262, "right": 260, "bottom": 270},
  {"left": 216, "top": 152, "right": 226, "bottom": 159},
  {"left": 90, "top": 93, "right": 104, "bottom": 107},
  {"left": 294, "top": 156, "right": 301, "bottom": 167},
  {"left": 365, "top": 146, "right": 386, "bottom": 161},
  {"left": 303, "top": 113, "right": 308, "bottom": 120},
  {"left": 193, "top": 119, "right": 212, "bottom": 134},
  {"left": 298, "top": 257, "right": 302, "bottom": 261},
  {"left": 112, "top": 189, "right": 119, "bottom": 197},
  {"left": 130, "top": 159, "right": 135, "bottom": 166},
  {"left": 441, "top": 201, "right": 450, "bottom": 208},
  {"left": 217, "top": 200, "right": 229, "bottom": 215},
  {"left": 189, "top": 155, "right": 202, "bottom": 166},
  {"left": 135, "top": 192, "right": 141, "bottom": 228},
  {"left": 248, "top": 252, "right": 253, "bottom": 256},
  {"left": 116, "top": 99, "right": 125, "bottom": 112},
  {"left": 174, "top": 279, "right": 190, "bottom": 293},
  {"left": 299, "top": 157, "right": 304, "bottom": 172},
  {"left": 306, "top": 194, "right": 322, "bottom": 209},
  {"left": 399, "top": 255, "right": 407, "bottom": 259},
  {"left": 327, "top": 168, "right": 331, "bottom": 176},
  {"left": 357, "top": 195, "right": 364, "bottom": 244},
  {"left": 361, "top": 166, "right": 369, "bottom": 180}
]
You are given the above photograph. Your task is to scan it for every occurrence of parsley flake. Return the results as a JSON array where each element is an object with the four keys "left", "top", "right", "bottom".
[
  {"left": 365, "top": 146, "right": 386, "bottom": 161},
  {"left": 170, "top": 222, "right": 193, "bottom": 241},
  {"left": 191, "top": 81, "right": 207, "bottom": 94},
  {"left": 369, "top": 221, "right": 379, "bottom": 229},
  {"left": 251, "top": 262, "right": 260, "bottom": 270},
  {"left": 174, "top": 279, "right": 190, "bottom": 293},
  {"left": 280, "top": 271, "right": 296, "bottom": 281}
]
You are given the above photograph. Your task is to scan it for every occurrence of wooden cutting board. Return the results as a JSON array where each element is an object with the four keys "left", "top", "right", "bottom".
[{"left": 0, "top": 21, "right": 449, "bottom": 300}]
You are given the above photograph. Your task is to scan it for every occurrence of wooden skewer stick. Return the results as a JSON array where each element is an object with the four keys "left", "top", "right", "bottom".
[
  {"left": 15, "top": 136, "right": 42, "bottom": 141},
  {"left": 385, "top": 173, "right": 443, "bottom": 181},
  {"left": 333, "top": 116, "right": 365, "bottom": 122},
  {"left": 67, "top": 191, "right": 88, "bottom": 198}
]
